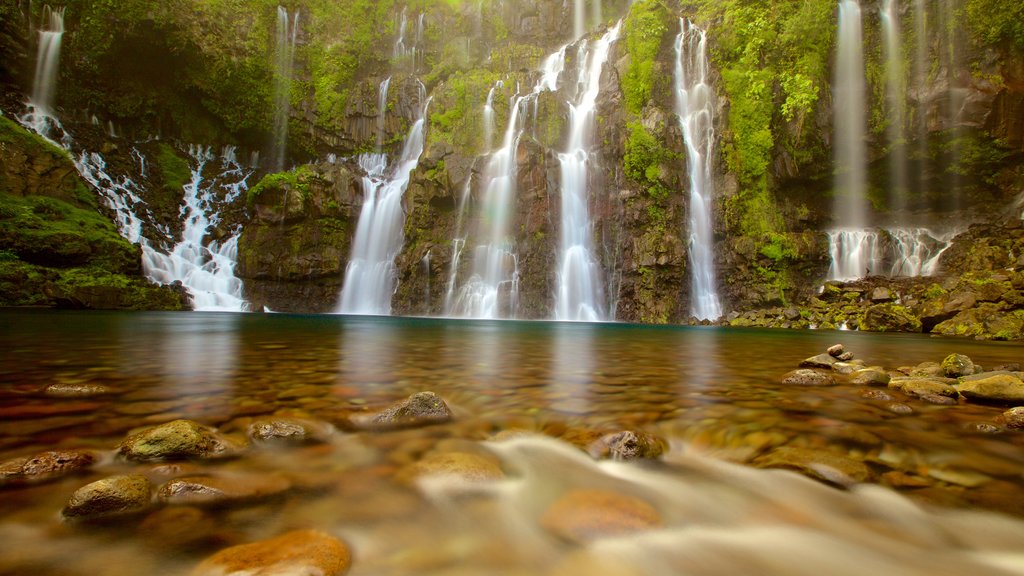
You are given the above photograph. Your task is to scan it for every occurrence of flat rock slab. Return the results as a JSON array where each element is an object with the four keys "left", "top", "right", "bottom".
[
  {"left": 781, "top": 369, "right": 836, "bottom": 386},
  {"left": 157, "top": 473, "right": 292, "bottom": 507},
  {"left": 191, "top": 529, "right": 351, "bottom": 576},
  {"left": 799, "top": 354, "right": 837, "bottom": 370},
  {"left": 958, "top": 374, "right": 1024, "bottom": 404},
  {"left": 849, "top": 369, "right": 890, "bottom": 386},
  {"left": 62, "top": 474, "right": 152, "bottom": 521},
  {"left": 0, "top": 449, "right": 95, "bottom": 487},
  {"left": 752, "top": 446, "right": 873, "bottom": 487},
  {"left": 889, "top": 378, "right": 958, "bottom": 399},
  {"left": 540, "top": 489, "right": 662, "bottom": 543}
]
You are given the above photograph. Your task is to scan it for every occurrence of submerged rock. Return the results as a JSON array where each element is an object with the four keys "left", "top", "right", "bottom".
[
  {"left": 117, "top": 419, "right": 244, "bottom": 461},
  {"left": 362, "top": 391, "right": 453, "bottom": 429},
  {"left": 62, "top": 474, "right": 152, "bottom": 521},
  {"left": 247, "top": 417, "right": 333, "bottom": 444},
  {"left": 586, "top": 430, "right": 665, "bottom": 461},
  {"left": 752, "top": 446, "right": 873, "bottom": 487},
  {"left": 997, "top": 407, "right": 1024, "bottom": 429},
  {"left": 781, "top": 369, "right": 836, "bottom": 386},
  {"left": 157, "top": 473, "right": 292, "bottom": 507},
  {"left": 0, "top": 449, "right": 96, "bottom": 487},
  {"left": 191, "top": 529, "right": 351, "bottom": 576},
  {"left": 957, "top": 374, "right": 1024, "bottom": 404},
  {"left": 540, "top": 489, "right": 662, "bottom": 543},
  {"left": 42, "top": 382, "right": 113, "bottom": 397},
  {"left": 941, "top": 353, "right": 975, "bottom": 377},
  {"left": 398, "top": 452, "right": 504, "bottom": 485}
]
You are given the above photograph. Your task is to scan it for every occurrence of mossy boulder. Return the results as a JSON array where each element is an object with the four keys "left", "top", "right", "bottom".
[
  {"left": 957, "top": 374, "right": 1024, "bottom": 404},
  {"left": 941, "top": 354, "right": 976, "bottom": 377},
  {"left": 933, "top": 306, "right": 1024, "bottom": 340},
  {"left": 117, "top": 419, "right": 245, "bottom": 461},
  {"left": 62, "top": 474, "right": 153, "bottom": 521},
  {"left": 860, "top": 303, "right": 922, "bottom": 333}
]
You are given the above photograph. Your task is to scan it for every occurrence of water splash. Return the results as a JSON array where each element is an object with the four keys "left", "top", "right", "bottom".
[
  {"left": 826, "top": 228, "right": 955, "bottom": 281},
  {"left": 674, "top": 19, "right": 722, "bottom": 321},
  {"left": 554, "top": 23, "right": 621, "bottom": 322},
  {"left": 338, "top": 89, "right": 430, "bottom": 315},
  {"left": 271, "top": 6, "right": 300, "bottom": 172}
]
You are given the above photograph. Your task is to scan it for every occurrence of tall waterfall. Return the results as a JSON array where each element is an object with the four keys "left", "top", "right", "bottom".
[
  {"left": 375, "top": 77, "right": 392, "bottom": 151},
  {"left": 880, "top": 0, "right": 908, "bottom": 211},
  {"left": 271, "top": 6, "right": 299, "bottom": 172},
  {"left": 674, "top": 19, "right": 722, "bottom": 322},
  {"left": 338, "top": 88, "right": 429, "bottom": 315},
  {"left": 554, "top": 23, "right": 620, "bottom": 322},
  {"left": 833, "top": 0, "right": 868, "bottom": 229},
  {"left": 25, "top": 5, "right": 65, "bottom": 134},
  {"left": 448, "top": 51, "right": 568, "bottom": 319},
  {"left": 574, "top": 0, "right": 585, "bottom": 39},
  {"left": 482, "top": 80, "right": 501, "bottom": 152}
]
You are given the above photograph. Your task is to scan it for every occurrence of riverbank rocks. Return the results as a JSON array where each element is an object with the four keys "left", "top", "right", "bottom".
[
  {"left": 889, "top": 377, "right": 959, "bottom": 400},
  {"left": 942, "top": 354, "right": 976, "bottom": 377},
  {"left": 540, "top": 489, "right": 662, "bottom": 543},
  {"left": 361, "top": 391, "right": 453, "bottom": 429},
  {"left": 799, "top": 354, "right": 837, "bottom": 369},
  {"left": 997, "top": 407, "right": 1024, "bottom": 429},
  {"left": 117, "top": 419, "right": 245, "bottom": 461},
  {"left": 0, "top": 449, "right": 95, "bottom": 487},
  {"left": 157, "top": 473, "right": 292, "bottom": 507},
  {"left": 781, "top": 369, "right": 836, "bottom": 386},
  {"left": 62, "top": 474, "right": 152, "bottom": 521},
  {"left": 191, "top": 529, "right": 351, "bottom": 576},
  {"left": 752, "top": 446, "right": 873, "bottom": 487},
  {"left": 860, "top": 303, "right": 923, "bottom": 333},
  {"left": 849, "top": 368, "right": 890, "bottom": 386},
  {"left": 957, "top": 374, "right": 1024, "bottom": 404}
]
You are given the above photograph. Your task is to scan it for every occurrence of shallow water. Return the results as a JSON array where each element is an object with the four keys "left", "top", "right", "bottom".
[{"left": 1, "top": 310, "right": 1023, "bottom": 575}]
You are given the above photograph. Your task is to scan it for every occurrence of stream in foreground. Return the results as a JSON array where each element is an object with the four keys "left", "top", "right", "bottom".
[{"left": 1, "top": 310, "right": 1023, "bottom": 575}]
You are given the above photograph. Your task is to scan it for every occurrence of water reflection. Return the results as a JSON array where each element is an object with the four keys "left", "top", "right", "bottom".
[{"left": 552, "top": 322, "right": 594, "bottom": 417}]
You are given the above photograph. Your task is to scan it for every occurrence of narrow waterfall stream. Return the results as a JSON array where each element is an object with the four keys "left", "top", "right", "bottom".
[
  {"left": 880, "top": 0, "right": 909, "bottom": 210},
  {"left": 24, "top": 5, "right": 65, "bottom": 135},
  {"left": 674, "top": 19, "right": 722, "bottom": 321},
  {"left": 833, "top": 0, "right": 868, "bottom": 230},
  {"left": 554, "top": 23, "right": 620, "bottom": 322},
  {"left": 271, "top": 6, "right": 300, "bottom": 172},
  {"left": 338, "top": 87, "right": 430, "bottom": 315}
]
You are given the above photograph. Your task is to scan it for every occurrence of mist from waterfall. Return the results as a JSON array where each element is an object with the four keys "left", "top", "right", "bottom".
[
  {"left": 554, "top": 23, "right": 620, "bottom": 322},
  {"left": 674, "top": 19, "right": 722, "bottom": 321}
]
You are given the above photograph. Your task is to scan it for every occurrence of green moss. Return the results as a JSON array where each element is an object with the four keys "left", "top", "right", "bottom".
[
  {"left": 966, "top": 0, "right": 1024, "bottom": 51},
  {"left": 621, "top": 0, "right": 671, "bottom": 115},
  {"left": 156, "top": 143, "right": 191, "bottom": 194},
  {"left": 247, "top": 166, "right": 313, "bottom": 207},
  {"left": 426, "top": 69, "right": 504, "bottom": 155}
]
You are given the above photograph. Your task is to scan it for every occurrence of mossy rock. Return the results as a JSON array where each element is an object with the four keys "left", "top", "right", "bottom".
[{"left": 860, "top": 303, "right": 922, "bottom": 333}]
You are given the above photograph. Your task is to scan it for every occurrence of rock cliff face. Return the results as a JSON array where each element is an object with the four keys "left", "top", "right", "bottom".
[{"left": 1, "top": 0, "right": 1023, "bottom": 326}]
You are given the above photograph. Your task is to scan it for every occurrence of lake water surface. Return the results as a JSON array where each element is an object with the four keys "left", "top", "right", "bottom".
[{"left": 1, "top": 310, "right": 1023, "bottom": 575}]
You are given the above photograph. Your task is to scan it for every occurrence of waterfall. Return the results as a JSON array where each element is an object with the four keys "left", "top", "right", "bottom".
[
  {"left": 554, "top": 23, "right": 620, "bottom": 322},
  {"left": 75, "top": 146, "right": 251, "bottom": 311},
  {"left": 338, "top": 88, "right": 429, "bottom": 315},
  {"left": 393, "top": 9, "right": 423, "bottom": 71},
  {"left": 827, "top": 228, "right": 954, "bottom": 280},
  {"left": 448, "top": 51, "right": 568, "bottom": 319},
  {"left": 880, "top": 0, "right": 908, "bottom": 211},
  {"left": 674, "top": 19, "right": 722, "bottom": 321},
  {"left": 574, "top": 0, "right": 585, "bottom": 39},
  {"left": 912, "top": 0, "right": 928, "bottom": 192},
  {"left": 833, "top": 0, "right": 868, "bottom": 228},
  {"left": 482, "top": 81, "right": 501, "bottom": 152},
  {"left": 271, "top": 6, "right": 299, "bottom": 172},
  {"left": 376, "top": 77, "right": 392, "bottom": 151},
  {"left": 25, "top": 5, "right": 65, "bottom": 134}
]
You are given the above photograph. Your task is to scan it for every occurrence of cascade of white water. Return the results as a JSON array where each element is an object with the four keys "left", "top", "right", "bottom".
[
  {"left": 880, "top": 0, "right": 908, "bottom": 210},
  {"left": 443, "top": 180, "right": 474, "bottom": 313},
  {"left": 25, "top": 5, "right": 65, "bottom": 134},
  {"left": 394, "top": 9, "right": 408, "bottom": 59},
  {"left": 338, "top": 89, "right": 430, "bottom": 315},
  {"left": 674, "top": 19, "right": 722, "bottom": 322},
  {"left": 376, "top": 77, "right": 392, "bottom": 151},
  {"left": 482, "top": 80, "right": 502, "bottom": 152},
  {"left": 834, "top": 0, "right": 868, "bottom": 229},
  {"left": 826, "top": 228, "right": 954, "bottom": 281},
  {"left": 574, "top": 0, "right": 585, "bottom": 39},
  {"left": 272, "top": 6, "right": 299, "bottom": 172},
  {"left": 554, "top": 23, "right": 620, "bottom": 322}
]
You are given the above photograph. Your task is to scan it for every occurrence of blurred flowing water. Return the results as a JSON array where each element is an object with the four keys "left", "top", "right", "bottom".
[{"left": 1, "top": 310, "right": 1023, "bottom": 575}]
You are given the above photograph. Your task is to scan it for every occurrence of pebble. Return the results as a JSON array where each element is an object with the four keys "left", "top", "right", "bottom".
[
  {"left": 191, "top": 529, "right": 351, "bottom": 576},
  {"left": 62, "top": 474, "right": 153, "bottom": 521}
]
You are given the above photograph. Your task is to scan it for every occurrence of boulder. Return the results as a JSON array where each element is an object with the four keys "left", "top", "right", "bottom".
[
  {"left": 888, "top": 378, "right": 959, "bottom": 399},
  {"left": 849, "top": 369, "right": 890, "bottom": 386},
  {"left": 799, "top": 354, "right": 837, "bottom": 369},
  {"left": 540, "top": 489, "right": 662, "bottom": 543},
  {"left": 958, "top": 374, "right": 1024, "bottom": 404},
  {"left": 247, "top": 417, "right": 333, "bottom": 444},
  {"left": 117, "top": 419, "right": 244, "bottom": 461},
  {"left": 752, "top": 446, "right": 873, "bottom": 486},
  {"left": 870, "top": 287, "right": 893, "bottom": 302},
  {"left": 860, "top": 303, "right": 922, "bottom": 333},
  {"left": 997, "top": 407, "right": 1024, "bottom": 430},
  {"left": 62, "top": 474, "right": 153, "bottom": 521},
  {"left": 0, "top": 449, "right": 95, "bottom": 487},
  {"left": 191, "top": 530, "right": 351, "bottom": 576},
  {"left": 157, "top": 473, "right": 292, "bottom": 507},
  {"left": 826, "top": 344, "right": 844, "bottom": 357},
  {"left": 362, "top": 391, "right": 453, "bottom": 429},
  {"left": 781, "top": 369, "right": 836, "bottom": 386},
  {"left": 941, "top": 354, "right": 975, "bottom": 377}
]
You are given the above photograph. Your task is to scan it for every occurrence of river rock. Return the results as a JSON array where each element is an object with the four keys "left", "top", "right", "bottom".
[
  {"left": 997, "top": 407, "right": 1024, "bottom": 429},
  {"left": 837, "top": 351, "right": 854, "bottom": 362},
  {"left": 117, "top": 419, "right": 244, "bottom": 461},
  {"left": 826, "top": 344, "right": 845, "bottom": 357},
  {"left": 247, "top": 417, "right": 332, "bottom": 444},
  {"left": 191, "top": 529, "right": 351, "bottom": 576},
  {"left": 0, "top": 449, "right": 96, "bottom": 487},
  {"left": 799, "top": 354, "right": 836, "bottom": 369},
  {"left": 62, "top": 474, "right": 152, "bottom": 521},
  {"left": 42, "top": 382, "right": 112, "bottom": 397},
  {"left": 957, "top": 374, "right": 1024, "bottom": 404},
  {"left": 586, "top": 430, "right": 665, "bottom": 461},
  {"left": 910, "top": 362, "right": 944, "bottom": 377},
  {"left": 398, "top": 451, "right": 504, "bottom": 485},
  {"left": 157, "top": 473, "right": 292, "bottom": 507},
  {"left": 888, "top": 377, "right": 958, "bottom": 399},
  {"left": 941, "top": 354, "right": 975, "bottom": 377},
  {"left": 365, "top": 391, "right": 452, "bottom": 429},
  {"left": 540, "top": 489, "right": 662, "bottom": 543},
  {"left": 781, "top": 369, "right": 836, "bottom": 386},
  {"left": 752, "top": 446, "right": 873, "bottom": 486},
  {"left": 849, "top": 369, "right": 890, "bottom": 386}
]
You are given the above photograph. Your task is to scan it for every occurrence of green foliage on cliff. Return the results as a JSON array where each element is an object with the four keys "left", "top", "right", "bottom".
[
  {"left": 622, "top": 0, "right": 671, "bottom": 115},
  {"left": 156, "top": 143, "right": 191, "bottom": 194},
  {"left": 247, "top": 166, "right": 313, "bottom": 207},
  {"left": 966, "top": 0, "right": 1024, "bottom": 51},
  {"left": 428, "top": 69, "right": 504, "bottom": 154}
]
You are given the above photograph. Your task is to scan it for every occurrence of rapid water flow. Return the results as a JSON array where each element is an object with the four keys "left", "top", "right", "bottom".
[
  {"left": 834, "top": 0, "right": 868, "bottom": 229},
  {"left": 826, "top": 228, "right": 954, "bottom": 281},
  {"left": 880, "top": 0, "right": 908, "bottom": 210},
  {"left": 674, "top": 19, "right": 722, "bottom": 321},
  {"left": 482, "top": 80, "right": 501, "bottom": 152},
  {"left": 272, "top": 6, "right": 299, "bottom": 172},
  {"left": 554, "top": 23, "right": 620, "bottom": 322},
  {"left": 338, "top": 89, "right": 430, "bottom": 315}
]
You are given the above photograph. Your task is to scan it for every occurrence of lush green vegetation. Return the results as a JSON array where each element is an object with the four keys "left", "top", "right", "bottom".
[
  {"left": 247, "top": 166, "right": 314, "bottom": 206},
  {"left": 966, "top": 0, "right": 1024, "bottom": 51},
  {"left": 622, "top": 0, "right": 670, "bottom": 115}
]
